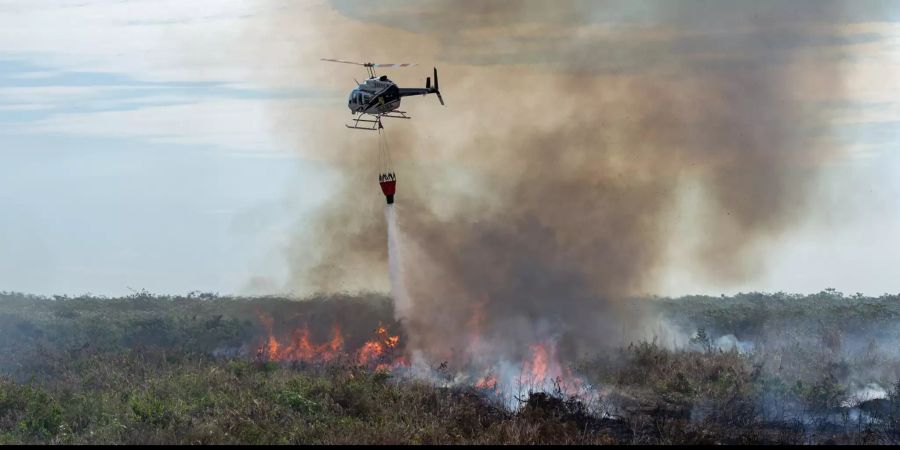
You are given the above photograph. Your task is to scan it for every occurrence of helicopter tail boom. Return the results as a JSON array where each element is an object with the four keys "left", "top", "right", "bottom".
[{"left": 397, "top": 67, "right": 445, "bottom": 105}]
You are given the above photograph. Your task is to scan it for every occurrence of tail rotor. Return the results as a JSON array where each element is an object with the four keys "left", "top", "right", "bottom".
[{"left": 432, "top": 67, "right": 444, "bottom": 106}]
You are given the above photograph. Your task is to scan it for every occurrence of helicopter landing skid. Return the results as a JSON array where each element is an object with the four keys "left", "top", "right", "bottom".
[
  {"left": 346, "top": 112, "right": 412, "bottom": 130},
  {"left": 380, "top": 110, "right": 411, "bottom": 120}
]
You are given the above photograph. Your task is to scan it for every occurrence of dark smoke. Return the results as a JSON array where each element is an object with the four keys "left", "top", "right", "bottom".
[{"left": 265, "top": 1, "right": 855, "bottom": 365}]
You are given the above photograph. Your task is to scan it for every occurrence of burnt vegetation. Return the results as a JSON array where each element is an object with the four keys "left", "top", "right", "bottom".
[{"left": 1, "top": 289, "right": 900, "bottom": 444}]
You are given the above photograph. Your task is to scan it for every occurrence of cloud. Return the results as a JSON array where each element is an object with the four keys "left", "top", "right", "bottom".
[
  {"left": 0, "top": 1, "right": 348, "bottom": 154},
  {"left": 6, "top": 71, "right": 58, "bottom": 80},
  {"left": 9, "top": 98, "right": 293, "bottom": 153},
  {"left": 0, "top": 0, "right": 266, "bottom": 82},
  {"left": 0, "top": 85, "right": 163, "bottom": 106},
  {"left": 0, "top": 103, "right": 54, "bottom": 112}
]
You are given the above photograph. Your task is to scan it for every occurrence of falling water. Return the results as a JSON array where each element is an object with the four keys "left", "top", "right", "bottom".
[{"left": 385, "top": 205, "right": 411, "bottom": 321}]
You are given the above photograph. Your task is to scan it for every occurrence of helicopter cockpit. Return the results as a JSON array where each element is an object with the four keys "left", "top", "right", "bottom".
[{"left": 348, "top": 89, "right": 374, "bottom": 111}]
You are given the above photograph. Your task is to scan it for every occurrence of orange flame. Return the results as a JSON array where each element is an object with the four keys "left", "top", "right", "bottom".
[
  {"left": 357, "top": 341, "right": 384, "bottom": 365},
  {"left": 267, "top": 335, "right": 280, "bottom": 358},
  {"left": 525, "top": 343, "right": 550, "bottom": 382},
  {"left": 258, "top": 314, "right": 404, "bottom": 369},
  {"left": 258, "top": 312, "right": 348, "bottom": 363},
  {"left": 518, "top": 341, "right": 587, "bottom": 395},
  {"left": 258, "top": 312, "right": 591, "bottom": 397},
  {"left": 475, "top": 374, "right": 498, "bottom": 391},
  {"left": 357, "top": 324, "right": 402, "bottom": 367}
]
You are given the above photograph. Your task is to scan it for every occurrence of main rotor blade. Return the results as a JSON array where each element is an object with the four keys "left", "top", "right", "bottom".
[
  {"left": 321, "top": 58, "right": 369, "bottom": 66},
  {"left": 322, "top": 59, "right": 418, "bottom": 69}
]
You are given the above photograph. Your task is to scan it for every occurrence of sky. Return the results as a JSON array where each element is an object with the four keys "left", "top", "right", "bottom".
[{"left": 0, "top": 0, "right": 899, "bottom": 297}]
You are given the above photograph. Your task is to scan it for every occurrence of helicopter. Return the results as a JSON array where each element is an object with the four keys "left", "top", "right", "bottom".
[{"left": 322, "top": 58, "right": 444, "bottom": 130}]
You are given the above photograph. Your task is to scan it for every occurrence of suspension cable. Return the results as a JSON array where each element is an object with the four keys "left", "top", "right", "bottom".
[{"left": 377, "top": 118, "right": 393, "bottom": 176}]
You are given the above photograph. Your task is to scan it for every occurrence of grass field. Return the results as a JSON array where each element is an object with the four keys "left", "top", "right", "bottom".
[{"left": 2, "top": 290, "right": 900, "bottom": 444}]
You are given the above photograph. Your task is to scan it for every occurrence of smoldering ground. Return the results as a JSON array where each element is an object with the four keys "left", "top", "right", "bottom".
[{"left": 257, "top": 1, "right": 862, "bottom": 370}]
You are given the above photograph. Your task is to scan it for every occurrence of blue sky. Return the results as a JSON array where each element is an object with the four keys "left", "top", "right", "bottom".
[{"left": 1, "top": 0, "right": 899, "bottom": 296}]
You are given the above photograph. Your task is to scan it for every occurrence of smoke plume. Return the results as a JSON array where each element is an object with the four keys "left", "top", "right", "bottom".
[{"left": 259, "top": 1, "right": 854, "bottom": 368}]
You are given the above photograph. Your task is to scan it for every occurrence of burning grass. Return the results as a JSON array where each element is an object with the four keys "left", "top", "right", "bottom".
[
  {"left": 257, "top": 314, "right": 405, "bottom": 371},
  {"left": 0, "top": 350, "right": 625, "bottom": 445}
]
